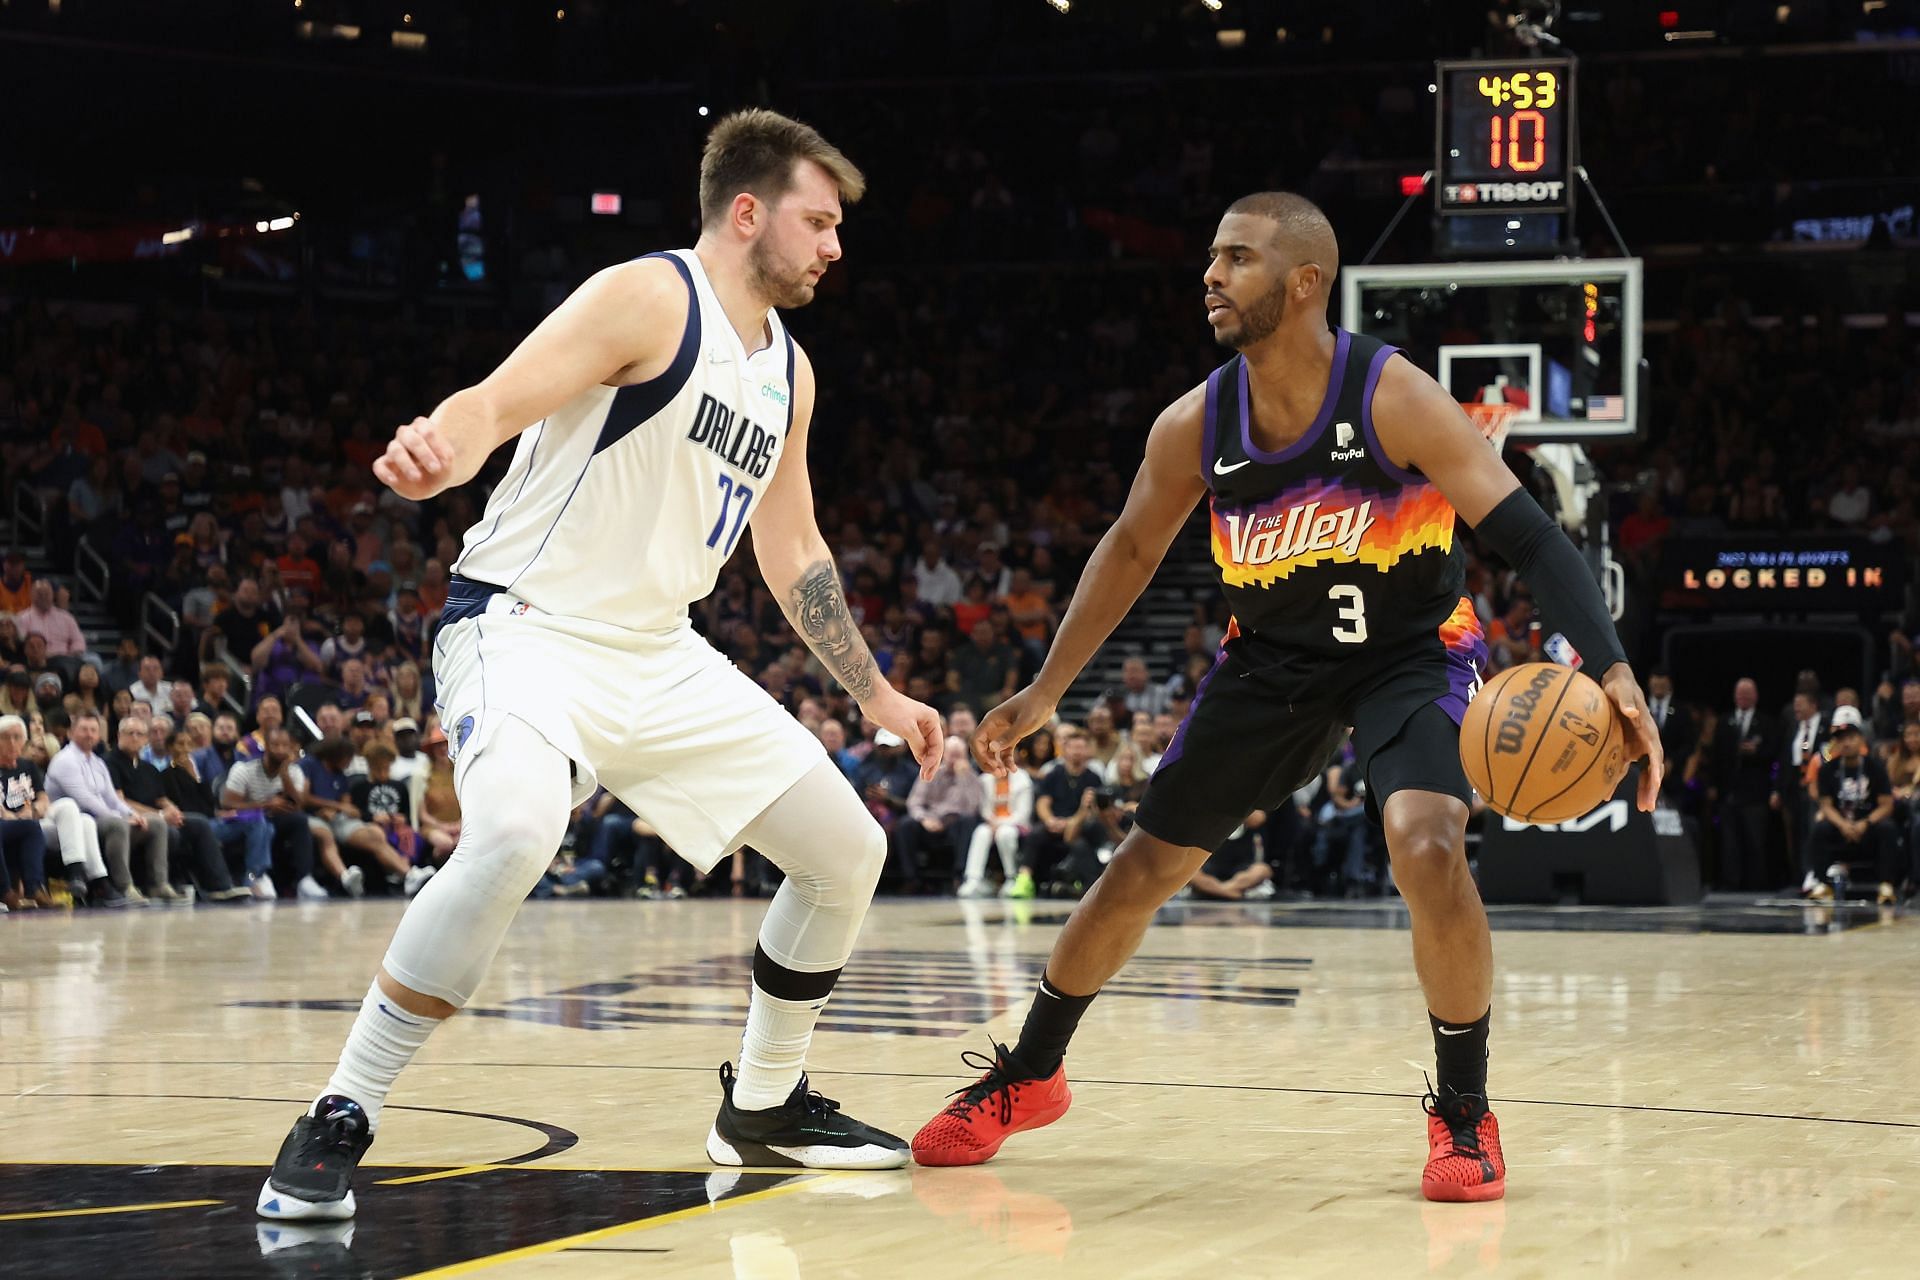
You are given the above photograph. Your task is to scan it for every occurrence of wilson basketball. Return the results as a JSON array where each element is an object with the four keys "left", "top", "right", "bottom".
[{"left": 1460, "top": 662, "right": 1628, "bottom": 824}]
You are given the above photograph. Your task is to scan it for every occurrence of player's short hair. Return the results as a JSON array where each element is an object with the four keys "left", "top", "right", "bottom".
[
  {"left": 699, "top": 108, "right": 866, "bottom": 229},
  {"left": 1225, "top": 190, "right": 1339, "bottom": 275}
]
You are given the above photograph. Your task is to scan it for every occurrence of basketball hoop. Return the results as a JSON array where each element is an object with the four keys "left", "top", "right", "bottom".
[{"left": 1462, "top": 401, "right": 1522, "bottom": 452}]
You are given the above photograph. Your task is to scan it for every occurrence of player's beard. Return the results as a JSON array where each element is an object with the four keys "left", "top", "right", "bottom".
[
  {"left": 1218, "top": 278, "right": 1288, "bottom": 349},
  {"left": 747, "top": 238, "right": 817, "bottom": 309}
]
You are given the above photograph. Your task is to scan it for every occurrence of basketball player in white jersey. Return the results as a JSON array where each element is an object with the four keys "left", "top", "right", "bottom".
[{"left": 259, "top": 110, "right": 942, "bottom": 1221}]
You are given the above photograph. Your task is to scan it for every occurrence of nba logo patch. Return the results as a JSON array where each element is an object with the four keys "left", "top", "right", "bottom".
[
  {"left": 511, "top": 601, "right": 531, "bottom": 616},
  {"left": 454, "top": 715, "right": 475, "bottom": 759}
]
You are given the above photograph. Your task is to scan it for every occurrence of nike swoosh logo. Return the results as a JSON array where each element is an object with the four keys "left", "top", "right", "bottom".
[
  {"left": 1436, "top": 1026, "right": 1477, "bottom": 1036},
  {"left": 1213, "top": 458, "right": 1252, "bottom": 475}
]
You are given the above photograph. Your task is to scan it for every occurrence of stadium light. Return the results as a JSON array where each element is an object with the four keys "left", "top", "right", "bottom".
[
  {"left": 1046, "top": 0, "right": 1069, "bottom": 12},
  {"left": 1202, "top": 0, "right": 1222, "bottom": 10}
]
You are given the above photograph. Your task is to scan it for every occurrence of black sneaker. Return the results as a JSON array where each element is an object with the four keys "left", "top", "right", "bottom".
[
  {"left": 706, "top": 1062, "right": 908, "bottom": 1170},
  {"left": 257, "top": 1095, "right": 374, "bottom": 1220}
]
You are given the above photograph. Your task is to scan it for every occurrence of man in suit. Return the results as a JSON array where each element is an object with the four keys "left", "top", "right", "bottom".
[
  {"left": 1712, "top": 677, "right": 1777, "bottom": 891},
  {"left": 1772, "top": 690, "right": 1827, "bottom": 884},
  {"left": 1645, "top": 669, "right": 1693, "bottom": 805}
]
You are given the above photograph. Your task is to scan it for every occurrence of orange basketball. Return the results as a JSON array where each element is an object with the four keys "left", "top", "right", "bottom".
[{"left": 1459, "top": 662, "right": 1629, "bottom": 824}]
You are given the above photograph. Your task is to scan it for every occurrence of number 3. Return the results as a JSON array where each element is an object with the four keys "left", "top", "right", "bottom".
[{"left": 1329, "top": 585, "right": 1368, "bottom": 644}]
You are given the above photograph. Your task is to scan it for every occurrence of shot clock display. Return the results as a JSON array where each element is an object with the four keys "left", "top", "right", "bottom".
[{"left": 1436, "top": 58, "right": 1575, "bottom": 215}]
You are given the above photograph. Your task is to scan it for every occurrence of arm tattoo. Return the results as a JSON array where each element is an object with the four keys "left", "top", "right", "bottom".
[{"left": 786, "top": 559, "right": 878, "bottom": 702}]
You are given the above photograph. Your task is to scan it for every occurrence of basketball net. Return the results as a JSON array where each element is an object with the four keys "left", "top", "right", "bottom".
[{"left": 1462, "top": 401, "right": 1522, "bottom": 452}]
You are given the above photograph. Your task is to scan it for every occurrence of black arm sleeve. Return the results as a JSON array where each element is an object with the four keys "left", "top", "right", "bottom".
[{"left": 1471, "top": 488, "right": 1628, "bottom": 673}]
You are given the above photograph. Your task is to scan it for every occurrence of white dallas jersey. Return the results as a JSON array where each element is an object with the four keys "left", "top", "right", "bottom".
[{"left": 453, "top": 249, "right": 797, "bottom": 632}]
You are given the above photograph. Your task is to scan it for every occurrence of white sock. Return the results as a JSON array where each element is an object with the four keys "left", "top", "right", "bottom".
[
  {"left": 731, "top": 983, "right": 823, "bottom": 1111},
  {"left": 316, "top": 982, "right": 442, "bottom": 1130}
]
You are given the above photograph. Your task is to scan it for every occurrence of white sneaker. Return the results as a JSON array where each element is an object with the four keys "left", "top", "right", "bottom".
[
  {"left": 340, "top": 866, "right": 365, "bottom": 899},
  {"left": 124, "top": 886, "right": 149, "bottom": 906},
  {"left": 296, "top": 875, "right": 330, "bottom": 901},
  {"left": 250, "top": 874, "right": 278, "bottom": 901},
  {"left": 956, "top": 879, "right": 989, "bottom": 898},
  {"left": 1245, "top": 880, "right": 1277, "bottom": 900},
  {"left": 1800, "top": 870, "right": 1821, "bottom": 896},
  {"left": 403, "top": 865, "right": 436, "bottom": 898}
]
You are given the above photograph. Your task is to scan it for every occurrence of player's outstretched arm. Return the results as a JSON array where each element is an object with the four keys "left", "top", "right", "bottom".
[
  {"left": 1371, "top": 357, "right": 1663, "bottom": 810},
  {"left": 973, "top": 389, "right": 1208, "bottom": 775},
  {"left": 750, "top": 347, "right": 941, "bottom": 780},
  {"left": 372, "top": 258, "right": 690, "bottom": 502}
]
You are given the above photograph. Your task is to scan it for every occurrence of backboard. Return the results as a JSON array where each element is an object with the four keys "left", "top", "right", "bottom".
[{"left": 1340, "top": 258, "right": 1643, "bottom": 442}]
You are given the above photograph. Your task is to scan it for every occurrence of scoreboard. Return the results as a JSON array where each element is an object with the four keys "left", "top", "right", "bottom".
[{"left": 1435, "top": 58, "right": 1575, "bottom": 215}]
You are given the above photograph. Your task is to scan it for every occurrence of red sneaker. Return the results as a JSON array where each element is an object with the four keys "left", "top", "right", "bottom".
[
  {"left": 1422, "top": 1087, "right": 1506, "bottom": 1202},
  {"left": 912, "top": 1041, "right": 1072, "bottom": 1167}
]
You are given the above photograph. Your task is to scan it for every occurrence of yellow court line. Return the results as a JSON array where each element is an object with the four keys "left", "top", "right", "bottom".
[
  {"left": 396, "top": 1177, "right": 821, "bottom": 1279},
  {"left": 0, "top": 1199, "right": 222, "bottom": 1223},
  {"left": 376, "top": 1164, "right": 498, "bottom": 1186}
]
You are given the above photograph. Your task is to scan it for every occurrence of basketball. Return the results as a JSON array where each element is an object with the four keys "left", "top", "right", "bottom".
[{"left": 1460, "top": 662, "right": 1629, "bottom": 824}]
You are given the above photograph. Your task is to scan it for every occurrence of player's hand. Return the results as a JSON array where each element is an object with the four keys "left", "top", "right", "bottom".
[
  {"left": 1601, "top": 662, "right": 1662, "bottom": 813},
  {"left": 973, "top": 686, "right": 1056, "bottom": 777},
  {"left": 866, "top": 689, "right": 943, "bottom": 780},
  {"left": 373, "top": 416, "right": 459, "bottom": 501}
]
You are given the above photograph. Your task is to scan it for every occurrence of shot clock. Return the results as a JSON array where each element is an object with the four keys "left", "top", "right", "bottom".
[{"left": 1435, "top": 58, "right": 1575, "bottom": 215}]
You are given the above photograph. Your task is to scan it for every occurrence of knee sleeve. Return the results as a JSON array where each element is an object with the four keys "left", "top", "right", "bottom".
[
  {"left": 736, "top": 760, "right": 887, "bottom": 975},
  {"left": 383, "top": 716, "right": 574, "bottom": 1007}
]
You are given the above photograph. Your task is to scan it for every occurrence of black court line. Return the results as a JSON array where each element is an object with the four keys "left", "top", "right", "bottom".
[
  {"left": 14, "top": 1071, "right": 1918, "bottom": 1134},
  {"left": 21, "top": 1093, "right": 578, "bottom": 1164}
]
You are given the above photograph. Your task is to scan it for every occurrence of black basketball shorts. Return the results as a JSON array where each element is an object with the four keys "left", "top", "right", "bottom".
[{"left": 1133, "top": 624, "right": 1486, "bottom": 853}]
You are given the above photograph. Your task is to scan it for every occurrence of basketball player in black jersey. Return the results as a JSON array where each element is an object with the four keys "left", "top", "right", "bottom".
[{"left": 913, "top": 192, "right": 1663, "bottom": 1202}]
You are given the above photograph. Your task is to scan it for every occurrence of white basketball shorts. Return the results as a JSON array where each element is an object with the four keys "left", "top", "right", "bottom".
[{"left": 432, "top": 588, "right": 827, "bottom": 872}]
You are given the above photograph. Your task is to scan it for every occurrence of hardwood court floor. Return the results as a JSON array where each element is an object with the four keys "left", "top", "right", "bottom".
[{"left": 3, "top": 894, "right": 1919, "bottom": 1278}]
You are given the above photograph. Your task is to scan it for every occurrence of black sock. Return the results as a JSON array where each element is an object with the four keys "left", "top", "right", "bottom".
[
  {"left": 1010, "top": 974, "right": 1097, "bottom": 1078},
  {"left": 1430, "top": 1007, "right": 1491, "bottom": 1098}
]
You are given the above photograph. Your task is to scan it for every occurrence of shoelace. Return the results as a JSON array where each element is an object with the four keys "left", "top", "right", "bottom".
[
  {"left": 796, "top": 1082, "right": 843, "bottom": 1118},
  {"left": 945, "top": 1044, "right": 1025, "bottom": 1126},
  {"left": 1421, "top": 1082, "right": 1488, "bottom": 1160},
  {"left": 296, "top": 1112, "right": 365, "bottom": 1170}
]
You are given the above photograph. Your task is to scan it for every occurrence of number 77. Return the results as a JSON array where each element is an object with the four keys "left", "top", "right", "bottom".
[{"left": 706, "top": 474, "right": 754, "bottom": 555}]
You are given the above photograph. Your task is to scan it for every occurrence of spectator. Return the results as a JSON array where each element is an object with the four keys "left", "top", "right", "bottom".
[
  {"left": 1310, "top": 759, "right": 1373, "bottom": 895},
  {"left": 999, "top": 568, "right": 1054, "bottom": 658},
  {"left": 106, "top": 714, "right": 236, "bottom": 901},
  {"left": 912, "top": 543, "right": 964, "bottom": 608},
  {"left": 15, "top": 579, "right": 89, "bottom": 658},
  {"left": 142, "top": 714, "right": 175, "bottom": 770},
  {"left": 249, "top": 595, "right": 326, "bottom": 705},
  {"left": 164, "top": 680, "right": 200, "bottom": 728},
  {"left": 0, "top": 714, "right": 121, "bottom": 905},
  {"left": 163, "top": 729, "right": 272, "bottom": 900},
  {"left": 1012, "top": 726, "right": 1104, "bottom": 898},
  {"left": 818, "top": 719, "right": 859, "bottom": 781},
  {"left": 45, "top": 710, "right": 157, "bottom": 905},
  {"left": 127, "top": 655, "right": 173, "bottom": 710},
  {"left": 67, "top": 662, "right": 106, "bottom": 717},
  {"left": 1486, "top": 594, "right": 1538, "bottom": 671},
  {"left": 0, "top": 714, "right": 54, "bottom": 909},
  {"left": 0, "top": 551, "right": 31, "bottom": 615},
  {"left": 21, "top": 635, "right": 56, "bottom": 693},
  {"left": 957, "top": 759, "right": 1034, "bottom": 897},
  {"left": 1873, "top": 677, "right": 1920, "bottom": 743},
  {"left": 351, "top": 742, "right": 430, "bottom": 894},
  {"left": 201, "top": 664, "right": 235, "bottom": 716},
  {"left": 949, "top": 619, "right": 1019, "bottom": 714},
  {"left": 1, "top": 668, "right": 38, "bottom": 720},
  {"left": 101, "top": 636, "right": 142, "bottom": 694},
  {"left": 1827, "top": 463, "right": 1872, "bottom": 527},
  {"left": 1774, "top": 690, "right": 1828, "bottom": 871},
  {"left": 221, "top": 726, "right": 325, "bottom": 900},
  {"left": 1616, "top": 489, "right": 1673, "bottom": 563},
  {"left": 215, "top": 577, "right": 281, "bottom": 664},
  {"left": 894, "top": 736, "right": 980, "bottom": 891},
  {"left": 1118, "top": 656, "right": 1169, "bottom": 718},
  {"left": 1713, "top": 677, "right": 1777, "bottom": 893},
  {"left": 320, "top": 611, "right": 373, "bottom": 679},
  {"left": 1803, "top": 707, "right": 1903, "bottom": 904},
  {"left": 951, "top": 578, "right": 993, "bottom": 636},
  {"left": 417, "top": 724, "right": 460, "bottom": 865},
  {"left": 336, "top": 658, "right": 373, "bottom": 711},
  {"left": 1190, "top": 810, "right": 1277, "bottom": 901},
  {"left": 0, "top": 616, "right": 22, "bottom": 668},
  {"left": 854, "top": 729, "right": 919, "bottom": 833},
  {"left": 202, "top": 712, "right": 242, "bottom": 781},
  {"left": 274, "top": 532, "right": 323, "bottom": 596},
  {"left": 302, "top": 736, "right": 409, "bottom": 895},
  {"left": 1084, "top": 704, "right": 1125, "bottom": 771},
  {"left": 389, "top": 661, "right": 425, "bottom": 724},
  {"left": 238, "top": 696, "right": 285, "bottom": 762}
]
